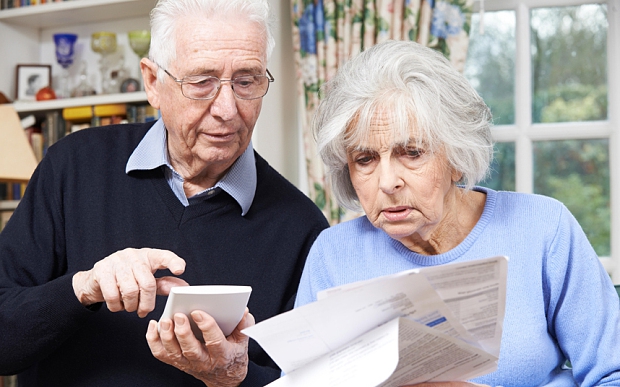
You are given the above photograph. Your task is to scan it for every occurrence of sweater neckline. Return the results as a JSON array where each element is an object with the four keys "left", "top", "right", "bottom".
[
  {"left": 388, "top": 186, "right": 496, "bottom": 266},
  {"left": 148, "top": 168, "right": 239, "bottom": 225}
]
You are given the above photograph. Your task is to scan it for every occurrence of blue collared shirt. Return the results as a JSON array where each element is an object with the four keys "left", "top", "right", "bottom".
[{"left": 126, "top": 118, "right": 256, "bottom": 215}]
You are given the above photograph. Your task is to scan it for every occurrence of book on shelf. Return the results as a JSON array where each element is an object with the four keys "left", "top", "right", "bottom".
[
  {"left": 22, "top": 115, "right": 44, "bottom": 163},
  {"left": 93, "top": 103, "right": 126, "bottom": 117},
  {"left": 0, "top": 198, "right": 20, "bottom": 232},
  {"left": 1, "top": 0, "right": 60, "bottom": 9},
  {"left": 41, "top": 110, "right": 67, "bottom": 153},
  {"left": 126, "top": 103, "right": 160, "bottom": 123},
  {"left": 1, "top": 0, "right": 17, "bottom": 9},
  {"left": 1, "top": 374, "right": 17, "bottom": 387},
  {"left": 1, "top": 208, "right": 14, "bottom": 232},
  {"left": 62, "top": 103, "right": 126, "bottom": 124},
  {"left": 0, "top": 183, "right": 25, "bottom": 201},
  {"left": 62, "top": 106, "right": 93, "bottom": 122},
  {"left": 59, "top": 104, "right": 129, "bottom": 134},
  {"left": 62, "top": 102, "right": 158, "bottom": 132},
  {"left": 28, "top": 129, "right": 44, "bottom": 163}
]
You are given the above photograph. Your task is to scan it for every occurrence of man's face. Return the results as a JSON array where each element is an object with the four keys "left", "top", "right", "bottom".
[{"left": 151, "top": 16, "right": 267, "bottom": 181}]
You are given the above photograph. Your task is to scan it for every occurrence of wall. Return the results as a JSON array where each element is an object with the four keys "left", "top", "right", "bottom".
[{"left": 254, "top": 0, "right": 301, "bottom": 188}]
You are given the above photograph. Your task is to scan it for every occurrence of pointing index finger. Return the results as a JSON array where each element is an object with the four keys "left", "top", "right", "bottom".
[{"left": 146, "top": 249, "right": 186, "bottom": 275}]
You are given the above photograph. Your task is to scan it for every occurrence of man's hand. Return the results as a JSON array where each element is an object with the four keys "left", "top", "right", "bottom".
[
  {"left": 146, "top": 309, "right": 254, "bottom": 387},
  {"left": 72, "top": 248, "right": 188, "bottom": 317}
]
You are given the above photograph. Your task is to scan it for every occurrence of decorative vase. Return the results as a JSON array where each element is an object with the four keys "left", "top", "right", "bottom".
[
  {"left": 91, "top": 31, "right": 118, "bottom": 94},
  {"left": 53, "top": 33, "right": 78, "bottom": 98}
]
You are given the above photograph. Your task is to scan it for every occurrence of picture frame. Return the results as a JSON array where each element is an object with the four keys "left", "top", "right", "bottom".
[
  {"left": 120, "top": 78, "right": 140, "bottom": 93},
  {"left": 15, "top": 64, "right": 52, "bottom": 101}
]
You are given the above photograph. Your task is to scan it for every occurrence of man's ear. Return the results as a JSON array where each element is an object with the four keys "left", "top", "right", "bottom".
[{"left": 141, "top": 58, "right": 161, "bottom": 109}]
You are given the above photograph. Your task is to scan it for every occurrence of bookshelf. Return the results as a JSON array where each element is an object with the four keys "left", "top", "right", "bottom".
[
  {"left": 0, "top": 0, "right": 156, "bottom": 182},
  {"left": 0, "top": 0, "right": 155, "bottom": 28},
  {"left": 0, "top": 0, "right": 156, "bottom": 112}
]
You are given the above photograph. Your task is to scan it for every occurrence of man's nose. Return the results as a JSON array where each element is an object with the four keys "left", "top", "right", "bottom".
[{"left": 210, "top": 82, "right": 238, "bottom": 120}]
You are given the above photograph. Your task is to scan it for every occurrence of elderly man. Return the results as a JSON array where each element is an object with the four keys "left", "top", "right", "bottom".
[{"left": 0, "top": 0, "right": 328, "bottom": 386}]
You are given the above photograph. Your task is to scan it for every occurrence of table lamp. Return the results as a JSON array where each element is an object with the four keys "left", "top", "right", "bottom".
[{"left": 0, "top": 105, "right": 38, "bottom": 183}]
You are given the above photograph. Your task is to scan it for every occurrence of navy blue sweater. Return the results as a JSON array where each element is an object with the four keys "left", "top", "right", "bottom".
[{"left": 0, "top": 123, "right": 329, "bottom": 386}]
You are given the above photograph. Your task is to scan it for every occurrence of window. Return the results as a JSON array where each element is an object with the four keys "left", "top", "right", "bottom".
[{"left": 464, "top": 0, "right": 619, "bottom": 280}]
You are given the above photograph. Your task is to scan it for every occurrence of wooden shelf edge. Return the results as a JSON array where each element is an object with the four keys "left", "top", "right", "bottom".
[
  {"left": 12, "top": 91, "right": 148, "bottom": 113},
  {"left": 0, "top": 0, "right": 156, "bottom": 29}
]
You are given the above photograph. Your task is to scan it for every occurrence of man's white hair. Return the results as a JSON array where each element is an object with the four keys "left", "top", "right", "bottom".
[{"left": 149, "top": 0, "right": 275, "bottom": 79}]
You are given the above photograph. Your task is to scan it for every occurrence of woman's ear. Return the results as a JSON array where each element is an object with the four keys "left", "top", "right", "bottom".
[
  {"left": 140, "top": 58, "right": 161, "bottom": 109},
  {"left": 451, "top": 169, "right": 463, "bottom": 183}
]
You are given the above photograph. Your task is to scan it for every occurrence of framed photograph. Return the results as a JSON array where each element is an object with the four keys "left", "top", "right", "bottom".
[
  {"left": 120, "top": 78, "right": 140, "bottom": 93},
  {"left": 15, "top": 64, "right": 52, "bottom": 101}
]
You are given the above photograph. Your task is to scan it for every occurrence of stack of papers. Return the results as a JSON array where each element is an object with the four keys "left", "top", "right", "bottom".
[{"left": 243, "top": 256, "right": 508, "bottom": 387}]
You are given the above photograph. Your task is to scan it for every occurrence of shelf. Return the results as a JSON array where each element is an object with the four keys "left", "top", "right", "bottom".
[
  {"left": 0, "top": 0, "right": 156, "bottom": 29},
  {"left": 12, "top": 91, "right": 148, "bottom": 113},
  {"left": 0, "top": 200, "right": 20, "bottom": 211}
]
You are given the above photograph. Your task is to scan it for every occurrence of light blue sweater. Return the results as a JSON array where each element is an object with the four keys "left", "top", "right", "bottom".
[{"left": 295, "top": 187, "right": 620, "bottom": 386}]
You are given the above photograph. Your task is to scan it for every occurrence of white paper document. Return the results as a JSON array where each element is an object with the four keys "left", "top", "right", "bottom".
[{"left": 242, "top": 256, "right": 509, "bottom": 387}]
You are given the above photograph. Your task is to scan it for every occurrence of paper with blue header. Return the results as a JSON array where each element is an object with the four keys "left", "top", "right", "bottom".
[{"left": 242, "top": 256, "right": 508, "bottom": 387}]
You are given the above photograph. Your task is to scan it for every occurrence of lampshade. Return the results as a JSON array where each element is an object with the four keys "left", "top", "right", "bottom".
[{"left": 0, "top": 105, "right": 38, "bottom": 183}]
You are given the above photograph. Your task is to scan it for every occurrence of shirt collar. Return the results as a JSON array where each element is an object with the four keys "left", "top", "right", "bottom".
[{"left": 126, "top": 118, "right": 257, "bottom": 215}]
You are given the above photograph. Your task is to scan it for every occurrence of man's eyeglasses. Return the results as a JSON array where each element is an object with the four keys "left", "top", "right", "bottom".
[{"left": 161, "top": 67, "right": 274, "bottom": 100}]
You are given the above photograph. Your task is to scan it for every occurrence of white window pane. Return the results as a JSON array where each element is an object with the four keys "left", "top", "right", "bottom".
[
  {"left": 465, "top": 11, "right": 516, "bottom": 126},
  {"left": 533, "top": 139, "right": 610, "bottom": 256},
  {"left": 531, "top": 5, "right": 608, "bottom": 123},
  {"left": 480, "top": 142, "right": 515, "bottom": 191}
]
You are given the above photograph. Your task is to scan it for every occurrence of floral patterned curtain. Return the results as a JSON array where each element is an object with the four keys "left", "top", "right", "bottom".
[{"left": 291, "top": 0, "right": 474, "bottom": 224}]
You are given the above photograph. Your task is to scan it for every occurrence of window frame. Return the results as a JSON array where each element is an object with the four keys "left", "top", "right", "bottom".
[{"left": 473, "top": 0, "right": 620, "bottom": 280}]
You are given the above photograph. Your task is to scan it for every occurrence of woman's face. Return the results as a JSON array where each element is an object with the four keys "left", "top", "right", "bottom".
[{"left": 346, "top": 113, "right": 460, "bottom": 249}]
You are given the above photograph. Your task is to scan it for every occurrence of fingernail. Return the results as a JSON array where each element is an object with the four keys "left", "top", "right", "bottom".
[
  {"left": 161, "top": 320, "right": 171, "bottom": 331},
  {"left": 192, "top": 311, "right": 203, "bottom": 322},
  {"left": 174, "top": 314, "right": 184, "bottom": 325}
]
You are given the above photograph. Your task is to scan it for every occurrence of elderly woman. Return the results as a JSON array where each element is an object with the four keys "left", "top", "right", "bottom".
[{"left": 295, "top": 40, "right": 620, "bottom": 386}]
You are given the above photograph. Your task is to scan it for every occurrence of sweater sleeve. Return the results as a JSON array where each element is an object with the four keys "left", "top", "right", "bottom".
[
  {"left": 0, "top": 154, "right": 96, "bottom": 374},
  {"left": 294, "top": 231, "right": 335, "bottom": 309},
  {"left": 544, "top": 205, "right": 620, "bottom": 386}
]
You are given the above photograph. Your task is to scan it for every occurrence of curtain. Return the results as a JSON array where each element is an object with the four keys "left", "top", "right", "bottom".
[{"left": 291, "top": 0, "right": 474, "bottom": 224}]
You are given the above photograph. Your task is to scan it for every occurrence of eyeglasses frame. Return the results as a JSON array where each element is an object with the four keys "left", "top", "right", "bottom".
[{"left": 160, "top": 66, "right": 274, "bottom": 101}]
